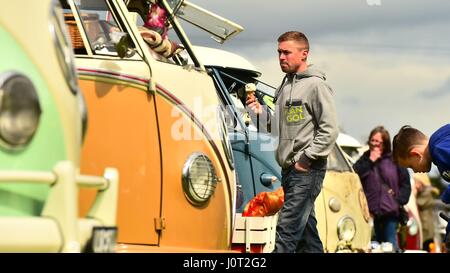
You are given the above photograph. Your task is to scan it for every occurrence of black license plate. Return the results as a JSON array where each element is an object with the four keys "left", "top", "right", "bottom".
[{"left": 86, "top": 227, "right": 118, "bottom": 253}]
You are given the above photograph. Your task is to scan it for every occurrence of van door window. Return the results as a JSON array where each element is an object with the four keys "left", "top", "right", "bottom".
[
  {"left": 216, "top": 70, "right": 256, "bottom": 132},
  {"left": 126, "top": 0, "right": 243, "bottom": 67},
  {"left": 127, "top": 4, "right": 186, "bottom": 65},
  {"left": 69, "top": 0, "right": 135, "bottom": 57},
  {"left": 213, "top": 69, "right": 278, "bottom": 133},
  {"left": 61, "top": 0, "right": 87, "bottom": 55}
]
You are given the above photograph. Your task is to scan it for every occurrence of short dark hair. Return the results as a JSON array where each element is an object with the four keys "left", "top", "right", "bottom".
[
  {"left": 392, "top": 125, "right": 427, "bottom": 162},
  {"left": 277, "top": 31, "right": 310, "bottom": 51},
  {"left": 368, "top": 125, "right": 391, "bottom": 154}
]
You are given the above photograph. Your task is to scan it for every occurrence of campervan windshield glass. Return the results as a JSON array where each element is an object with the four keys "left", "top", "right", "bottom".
[
  {"left": 73, "top": 0, "right": 129, "bottom": 56},
  {"left": 214, "top": 70, "right": 275, "bottom": 132},
  {"left": 255, "top": 81, "right": 276, "bottom": 97},
  {"left": 327, "top": 146, "right": 352, "bottom": 172}
]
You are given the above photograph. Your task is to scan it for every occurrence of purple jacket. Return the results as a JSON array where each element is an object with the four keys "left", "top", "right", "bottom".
[{"left": 353, "top": 151, "right": 411, "bottom": 217}]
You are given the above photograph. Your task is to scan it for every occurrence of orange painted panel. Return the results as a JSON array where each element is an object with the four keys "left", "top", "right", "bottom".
[
  {"left": 78, "top": 78, "right": 161, "bottom": 245},
  {"left": 155, "top": 94, "right": 230, "bottom": 250}
]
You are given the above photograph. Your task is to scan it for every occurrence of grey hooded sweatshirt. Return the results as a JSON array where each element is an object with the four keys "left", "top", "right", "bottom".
[{"left": 274, "top": 65, "right": 339, "bottom": 169}]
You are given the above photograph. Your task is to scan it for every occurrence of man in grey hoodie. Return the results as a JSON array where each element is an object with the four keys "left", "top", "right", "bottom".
[{"left": 246, "top": 31, "right": 339, "bottom": 253}]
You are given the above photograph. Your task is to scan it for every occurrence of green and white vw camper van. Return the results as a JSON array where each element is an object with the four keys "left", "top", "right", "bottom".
[{"left": 0, "top": 0, "right": 118, "bottom": 252}]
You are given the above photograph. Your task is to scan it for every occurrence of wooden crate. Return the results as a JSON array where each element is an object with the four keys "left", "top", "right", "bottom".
[{"left": 232, "top": 213, "right": 278, "bottom": 253}]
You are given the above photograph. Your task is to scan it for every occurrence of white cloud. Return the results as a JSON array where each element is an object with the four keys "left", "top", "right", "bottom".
[
  {"left": 218, "top": 43, "right": 450, "bottom": 142},
  {"left": 185, "top": 0, "right": 450, "bottom": 141}
]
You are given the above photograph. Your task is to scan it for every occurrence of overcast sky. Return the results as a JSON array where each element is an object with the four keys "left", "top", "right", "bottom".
[{"left": 183, "top": 0, "right": 450, "bottom": 143}]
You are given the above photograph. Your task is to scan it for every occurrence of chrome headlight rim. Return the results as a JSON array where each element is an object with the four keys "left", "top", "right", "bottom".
[
  {"left": 337, "top": 216, "right": 356, "bottom": 242},
  {"left": 0, "top": 71, "right": 41, "bottom": 150},
  {"left": 49, "top": 0, "right": 79, "bottom": 95},
  {"left": 182, "top": 152, "right": 219, "bottom": 206}
]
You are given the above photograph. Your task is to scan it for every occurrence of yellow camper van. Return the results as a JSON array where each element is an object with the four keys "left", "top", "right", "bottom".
[{"left": 63, "top": 0, "right": 241, "bottom": 251}]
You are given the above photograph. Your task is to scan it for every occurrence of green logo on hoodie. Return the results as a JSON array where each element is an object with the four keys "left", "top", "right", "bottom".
[{"left": 285, "top": 105, "right": 305, "bottom": 123}]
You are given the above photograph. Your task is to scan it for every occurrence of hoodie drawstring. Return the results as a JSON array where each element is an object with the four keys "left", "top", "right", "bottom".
[
  {"left": 288, "top": 74, "right": 295, "bottom": 107},
  {"left": 274, "top": 75, "right": 289, "bottom": 103}
]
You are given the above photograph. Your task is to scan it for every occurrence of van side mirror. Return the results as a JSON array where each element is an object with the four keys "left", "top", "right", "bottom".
[{"left": 260, "top": 173, "right": 278, "bottom": 187}]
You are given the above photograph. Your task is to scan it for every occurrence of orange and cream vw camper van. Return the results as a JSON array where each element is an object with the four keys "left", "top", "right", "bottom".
[{"left": 63, "top": 0, "right": 241, "bottom": 252}]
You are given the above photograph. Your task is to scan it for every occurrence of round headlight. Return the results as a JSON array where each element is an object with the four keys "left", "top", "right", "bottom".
[
  {"left": 337, "top": 216, "right": 356, "bottom": 242},
  {"left": 182, "top": 153, "right": 219, "bottom": 205},
  {"left": 328, "top": 197, "right": 341, "bottom": 213},
  {"left": 0, "top": 72, "right": 41, "bottom": 148}
]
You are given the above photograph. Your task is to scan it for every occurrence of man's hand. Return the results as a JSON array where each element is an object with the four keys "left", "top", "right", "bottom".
[
  {"left": 245, "top": 95, "right": 263, "bottom": 115},
  {"left": 294, "top": 162, "right": 309, "bottom": 173}
]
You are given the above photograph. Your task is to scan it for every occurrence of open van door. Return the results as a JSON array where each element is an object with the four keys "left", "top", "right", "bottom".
[{"left": 165, "top": 0, "right": 243, "bottom": 43}]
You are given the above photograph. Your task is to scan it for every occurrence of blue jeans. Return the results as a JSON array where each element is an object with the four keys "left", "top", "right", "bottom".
[
  {"left": 273, "top": 166, "right": 325, "bottom": 253},
  {"left": 374, "top": 215, "right": 399, "bottom": 252}
]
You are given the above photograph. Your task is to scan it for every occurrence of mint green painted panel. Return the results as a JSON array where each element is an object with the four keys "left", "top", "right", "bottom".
[{"left": 0, "top": 27, "right": 67, "bottom": 216}]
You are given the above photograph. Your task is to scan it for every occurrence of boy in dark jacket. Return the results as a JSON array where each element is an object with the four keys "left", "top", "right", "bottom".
[
  {"left": 392, "top": 124, "right": 450, "bottom": 204},
  {"left": 393, "top": 124, "right": 450, "bottom": 243}
]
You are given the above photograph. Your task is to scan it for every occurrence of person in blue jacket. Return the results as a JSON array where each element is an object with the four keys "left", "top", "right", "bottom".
[{"left": 392, "top": 124, "right": 450, "bottom": 242}]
